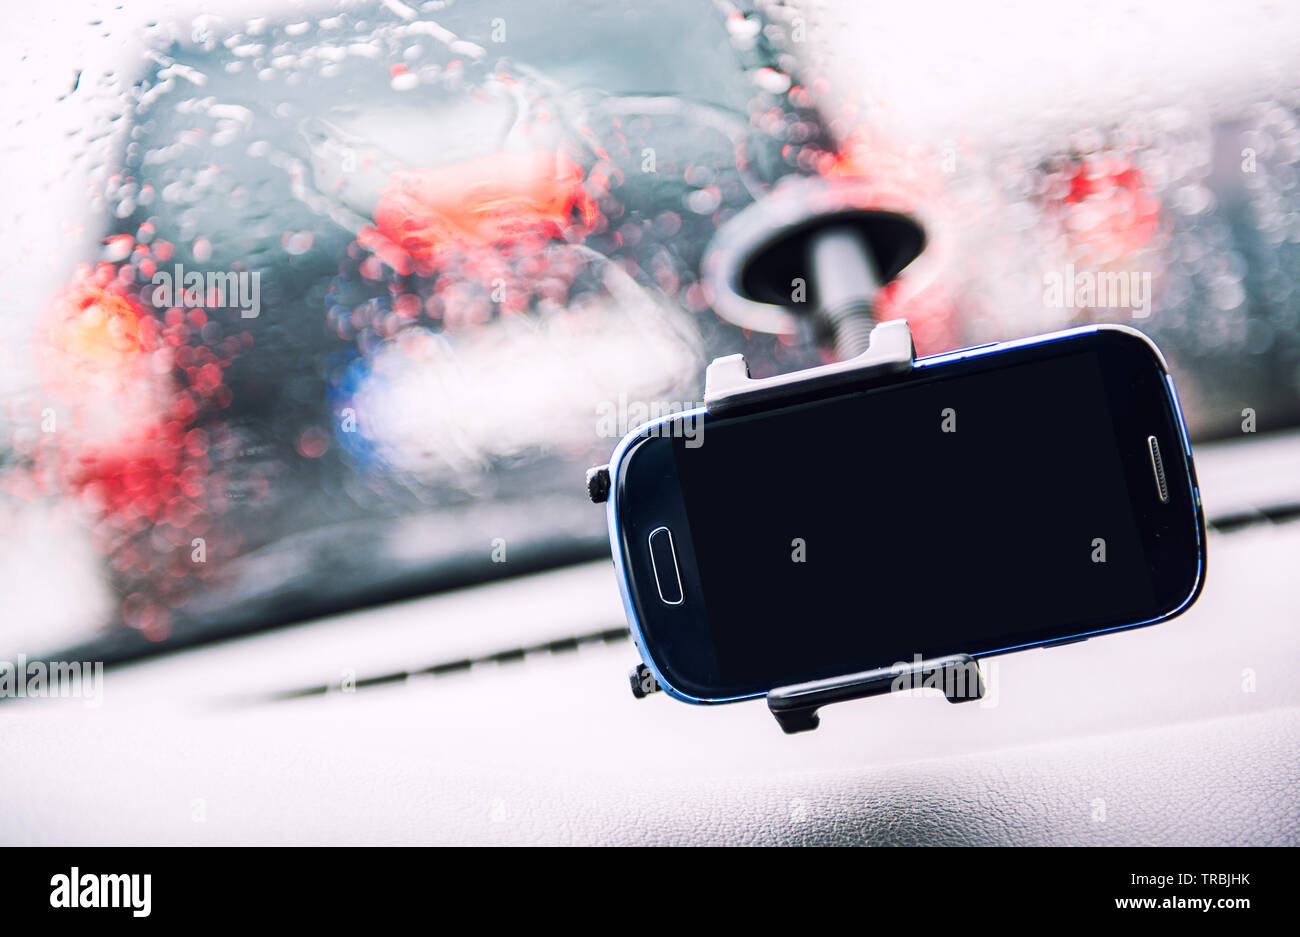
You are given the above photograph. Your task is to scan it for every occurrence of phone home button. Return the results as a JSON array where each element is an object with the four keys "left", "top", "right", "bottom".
[{"left": 648, "top": 527, "right": 684, "bottom": 606}]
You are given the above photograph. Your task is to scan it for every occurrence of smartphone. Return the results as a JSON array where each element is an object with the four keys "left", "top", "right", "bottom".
[{"left": 606, "top": 325, "right": 1206, "bottom": 703}]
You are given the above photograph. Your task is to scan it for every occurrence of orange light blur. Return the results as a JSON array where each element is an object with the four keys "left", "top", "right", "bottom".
[{"left": 373, "top": 147, "right": 597, "bottom": 268}]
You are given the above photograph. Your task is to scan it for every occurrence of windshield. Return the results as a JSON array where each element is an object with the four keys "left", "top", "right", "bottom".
[{"left": 4, "top": 0, "right": 1299, "bottom": 662}]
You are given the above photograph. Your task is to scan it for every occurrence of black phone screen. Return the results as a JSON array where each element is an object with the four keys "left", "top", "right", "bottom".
[{"left": 655, "top": 334, "right": 1202, "bottom": 697}]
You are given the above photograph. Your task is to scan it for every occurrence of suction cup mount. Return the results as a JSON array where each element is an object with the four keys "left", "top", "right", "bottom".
[{"left": 702, "top": 176, "right": 926, "bottom": 358}]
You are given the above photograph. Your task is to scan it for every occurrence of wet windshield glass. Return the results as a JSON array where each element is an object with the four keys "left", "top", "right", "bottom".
[{"left": 3, "top": 0, "right": 1299, "bottom": 661}]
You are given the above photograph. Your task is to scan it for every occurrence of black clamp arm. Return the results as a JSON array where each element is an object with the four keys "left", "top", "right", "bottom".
[{"left": 766, "top": 654, "right": 984, "bottom": 734}]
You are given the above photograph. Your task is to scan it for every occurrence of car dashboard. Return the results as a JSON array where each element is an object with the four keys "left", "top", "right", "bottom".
[{"left": 4, "top": 429, "right": 1297, "bottom": 846}]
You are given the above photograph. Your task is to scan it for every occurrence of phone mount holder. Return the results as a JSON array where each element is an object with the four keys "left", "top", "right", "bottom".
[
  {"left": 592, "top": 318, "right": 986, "bottom": 732},
  {"left": 589, "top": 196, "right": 982, "bottom": 732},
  {"left": 708, "top": 319, "right": 987, "bottom": 732}
]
